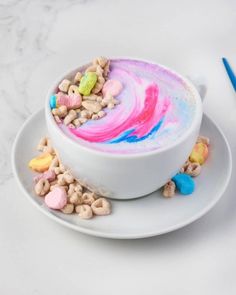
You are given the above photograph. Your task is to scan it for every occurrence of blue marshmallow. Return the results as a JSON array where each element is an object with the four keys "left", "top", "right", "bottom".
[
  {"left": 49, "top": 94, "right": 57, "bottom": 109},
  {"left": 172, "top": 173, "right": 195, "bottom": 195}
]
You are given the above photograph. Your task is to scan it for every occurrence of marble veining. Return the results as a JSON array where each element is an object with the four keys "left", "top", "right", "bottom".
[
  {"left": 0, "top": 0, "right": 91, "bottom": 185},
  {"left": 1, "top": 0, "right": 236, "bottom": 293}
]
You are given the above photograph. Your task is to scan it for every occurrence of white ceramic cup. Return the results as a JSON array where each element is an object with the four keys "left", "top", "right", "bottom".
[{"left": 45, "top": 58, "right": 203, "bottom": 200}]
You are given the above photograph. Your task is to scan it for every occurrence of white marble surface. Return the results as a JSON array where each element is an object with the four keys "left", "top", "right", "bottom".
[{"left": 1, "top": 0, "right": 236, "bottom": 294}]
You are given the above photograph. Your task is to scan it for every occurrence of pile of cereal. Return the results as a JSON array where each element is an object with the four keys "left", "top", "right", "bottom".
[
  {"left": 28, "top": 137, "right": 111, "bottom": 219},
  {"left": 162, "top": 135, "right": 210, "bottom": 197},
  {"left": 50, "top": 57, "right": 122, "bottom": 128}
]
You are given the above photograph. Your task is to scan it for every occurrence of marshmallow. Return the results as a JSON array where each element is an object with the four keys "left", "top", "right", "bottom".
[
  {"left": 78, "top": 72, "right": 97, "bottom": 96},
  {"left": 34, "top": 170, "right": 56, "bottom": 183},
  {"left": 50, "top": 94, "right": 57, "bottom": 109},
  {"left": 189, "top": 142, "right": 208, "bottom": 165},
  {"left": 28, "top": 152, "right": 53, "bottom": 173},
  {"left": 49, "top": 93, "right": 82, "bottom": 109},
  {"left": 172, "top": 173, "right": 195, "bottom": 195},
  {"left": 102, "top": 79, "right": 123, "bottom": 97},
  {"left": 45, "top": 187, "right": 67, "bottom": 210}
]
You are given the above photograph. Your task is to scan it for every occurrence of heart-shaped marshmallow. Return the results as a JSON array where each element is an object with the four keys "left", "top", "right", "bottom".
[
  {"left": 45, "top": 187, "right": 67, "bottom": 210},
  {"left": 102, "top": 79, "right": 123, "bottom": 97}
]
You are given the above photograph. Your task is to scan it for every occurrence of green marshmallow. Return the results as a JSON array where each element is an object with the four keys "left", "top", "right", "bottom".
[{"left": 78, "top": 72, "right": 98, "bottom": 96}]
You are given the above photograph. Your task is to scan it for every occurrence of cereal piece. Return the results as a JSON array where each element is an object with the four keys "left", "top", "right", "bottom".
[
  {"left": 185, "top": 162, "right": 201, "bottom": 177},
  {"left": 68, "top": 85, "right": 80, "bottom": 96},
  {"left": 98, "top": 110, "right": 106, "bottom": 118},
  {"left": 34, "top": 179, "right": 50, "bottom": 196},
  {"left": 82, "top": 100, "right": 102, "bottom": 113},
  {"left": 83, "top": 94, "right": 99, "bottom": 101},
  {"left": 93, "top": 56, "right": 108, "bottom": 68},
  {"left": 44, "top": 140, "right": 54, "bottom": 154},
  {"left": 172, "top": 173, "right": 195, "bottom": 195},
  {"left": 63, "top": 171, "right": 74, "bottom": 184},
  {"left": 54, "top": 115, "right": 62, "bottom": 124},
  {"left": 61, "top": 203, "right": 74, "bottom": 214},
  {"left": 85, "top": 65, "right": 98, "bottom": 73},
  {"left": 49, "top": 179, "right": 57, "bottom": 186},
  {"left": 37, "top": 137, "right": 47, "bottom": 152},
  {"left": 189, "top": 143, "right": 208, "bottom": 165},
  {"left": 163, "top": 180, "right": 176, "bottom": 198},
  {"left": 180, "top": 160, "right": 190, "bottom": 173},
  {"left": 57, "top": 171, "right": 74, "bottom": 186},
  {"left": 45, "top": 187, "right": 67, "bottom": 210},
  {"left": 67, "top": 184, "right": 75, "bottom": 196},
  {"left": 78, "top": 117, "right": 88, "bottom": 124},
  {"left": 96, "top": 65, "right": 104, "bottom": 76},
  {"left": 78, "top": 72, "right": 98, "bottom": 96},
  {"left": 81, "top": 192, "right": 95, "bottom": 205},
  {"left": 101, "top": 94, "right": 119, "bottom": 109},
  {"left": 92, "top": 114, "right": 99, "bottom": 120},
  {"left": 58, "top": 79, "right": 71, "bottom": 92},
  {"left": 91, "top": 198, "right": 111, "bottom": 216},
  {"left": 80, "top": 110, "right": 93, "bottom": 119},
  {"left": 92, "top": 75, "right": 105, "bottom": 94},
  {"left": 75, "top": 204, "right": 93, "bottom": 219},
  {"left": 37, "top": 137, "right": 54, "bottom": 154},
  {"left": 52, "top": 105, "right": 68, "bottom": 118},
  {"left": 49, "top": 156, "right": 59, "bottom": 171},
  {"left": 54, "top": 149, "right": 61, "bottom": 163},
  {"left": 102, "top": 79, "right": 123, "bottom": 97},
  {"left": 43, "top": 139, "right": 52, "bottom": 152},
  {"left": 34, "top": 170, "right": 56, "bottom": 183},
  {"left": 197, "top": 135, "right": 210, "bottom": 146},
  {"left": 68, "top": 183, "right": 83, "bottom": 197},
  {"left": 69, "top": 192, "right": 82, "bottom": 205},
  {"left": 72, "top": 118, "right": 81, "bottom": 127},
  {"left": 74, "top": 71, "right": 82, "bottom": 84},
  {"left": 59, "top": 164, "right": 66, "bottom": 173},
  {"left": 57, "top": 174, "right": 67, "bottom": 186},
  {"left": 64, "top": 110, "right": 77, "bottom": 125},
  {"left": 92, "top": 57, "right": 110, "bottom": 78},
  {"left": 103, "top": 62, "right": 110, "bottom": 77},
  {"left": 97, "top": 96, "right": 103, "bottom": 103},
  {"left": 28, "top": 152, "right": 53, "bottom": 173}
]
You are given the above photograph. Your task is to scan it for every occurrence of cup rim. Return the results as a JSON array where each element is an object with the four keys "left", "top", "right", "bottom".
[{"left": 45, "top": 57, "right": 203, "bottom": 159}]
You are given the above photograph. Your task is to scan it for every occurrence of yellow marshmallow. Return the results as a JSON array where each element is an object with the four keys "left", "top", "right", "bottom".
[
  {"left": 28, "top": 152, "right": 53, "bottom": 172},
  {"left": 189, "top": 143, "right": 208, "bottom": 165}
]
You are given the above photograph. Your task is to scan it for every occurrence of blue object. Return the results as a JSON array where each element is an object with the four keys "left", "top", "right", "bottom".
[
  {"left": 172, "top": 173, "right": 195, "bottom": 195},
  {"left": 222, "top": 57, "right": 236, "bottom": 92},
  {"left": 49, "top": 94, "right": 57, "bottom": 109}
]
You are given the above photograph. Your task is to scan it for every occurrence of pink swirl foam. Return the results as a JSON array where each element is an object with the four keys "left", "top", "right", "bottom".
[{"left": 59, "top": 59, "right": 196, "bottom": 154}]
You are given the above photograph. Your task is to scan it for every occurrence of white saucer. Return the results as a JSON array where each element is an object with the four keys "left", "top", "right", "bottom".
[{"left": 12, "top": 109, "right": 232, "bottom": 239}]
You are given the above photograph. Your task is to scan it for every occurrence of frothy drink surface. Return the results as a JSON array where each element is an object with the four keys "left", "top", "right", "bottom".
[{"left": 59, "top": 59, "right": 196, "bottom": 154}]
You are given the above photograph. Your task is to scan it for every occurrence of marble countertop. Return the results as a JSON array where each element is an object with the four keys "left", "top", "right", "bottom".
[{"left": 1, "top": 0, "right": 236, "bottom": 294}]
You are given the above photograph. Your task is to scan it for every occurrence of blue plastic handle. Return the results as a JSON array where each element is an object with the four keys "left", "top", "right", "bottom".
[{"left": 222, "top": 57, "right": 236, "bottom": 92}]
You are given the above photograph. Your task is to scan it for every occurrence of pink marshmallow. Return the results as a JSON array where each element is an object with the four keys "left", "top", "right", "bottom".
[
  {"left": 34, "top": 170, "right": 56, "bottom": 183},
  {"left": 44, "top": 187, "right": 67, "bottom": 210},
  {"left": 102, "top": 79, "right": 123, "bottom": 97},
  {"left": 57, "top": 92, "right": 82, "bottom": 109}
]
